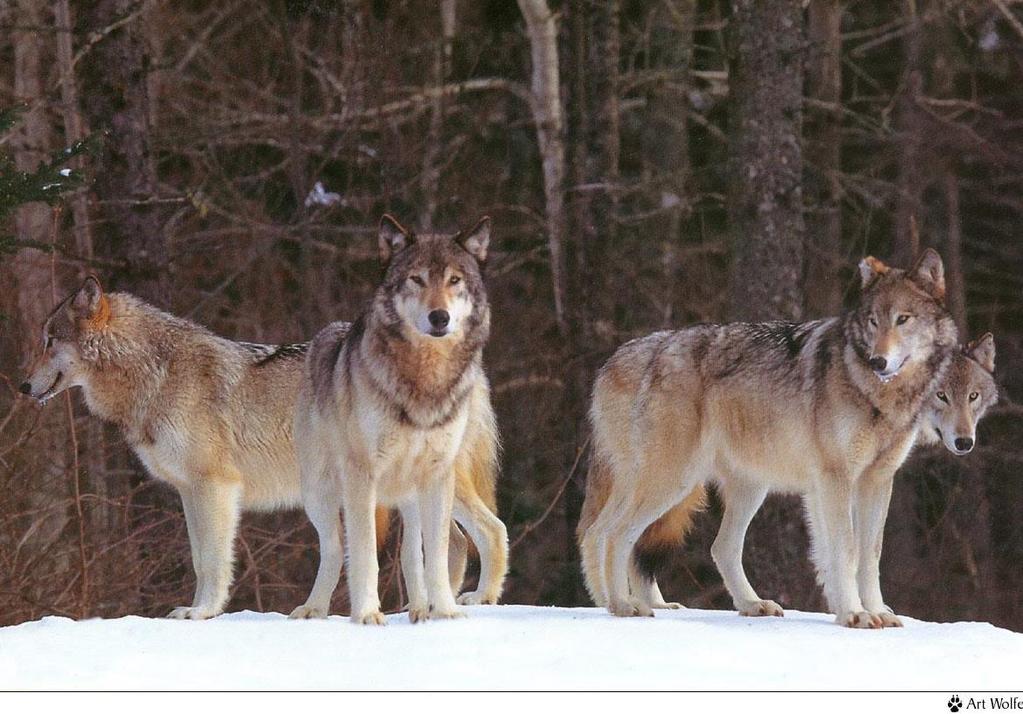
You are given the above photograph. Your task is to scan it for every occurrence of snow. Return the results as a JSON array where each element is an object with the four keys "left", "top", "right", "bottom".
[
  {"left": 304, "top": 181, "right": 341, "bottom": 207},
  {"left": 1, "top": 605, "right": 1020, "bottom": 690}
]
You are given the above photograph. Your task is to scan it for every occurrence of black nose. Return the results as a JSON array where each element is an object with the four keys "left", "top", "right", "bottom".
[
  {"left": 19, "top": 381, "right": 31, "bottom": 395},
  {"left": 954, "top": 437, "right": 974, "bottom": 453},
  {"left": 428, "top": 310, "right": 450, "bottom": 329},
  {"left": 868, "top": 356, "right": 887, "bottom": 372}
]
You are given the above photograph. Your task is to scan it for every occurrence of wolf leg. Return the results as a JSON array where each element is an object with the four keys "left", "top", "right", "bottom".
[
  {"left": 629, "top": 561, "right": 682, "bottom": 610},
  {"left": 452, "top": 488, "right": 508, "bottom": 605},
  {"left": 448, "top": 523, "right": 469, "bottom": 598},
  {"left": 579, "top": 514, "right": 610, "bottom": 607},
  {"left": 289, "top": 475, "right": 343, "bottom": 619},
  {"left": 603, "top": 487, "right": 682, "bottom": 618},
  {"left": 169, "top": 478, "right": 242, "bottom": 620},
  {"left": 342, "top": 474, "right": 385, "bottom": 625},
  {"left": 855, "top": 471, "right": 902, "bottom": 628},
  {"left": 711, "top": 479, "right": 783, "bottom": 617},
  {"left": 399, "top": 501, "right": 429, "bottom": 622},
  {"left": 815, "top": 479, "right": 880, "bottom": 628},
  {"left": 418, "top": 470, "right": 463, "bottom": 620}
]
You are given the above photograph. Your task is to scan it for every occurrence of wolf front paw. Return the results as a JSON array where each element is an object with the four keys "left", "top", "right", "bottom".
[
  {"left": 837, "top": 610, "right": 883, "bottom": 628},
  {"left": 873, "top": 610, "right": 903, "bottom": 628},
  {"left": 288, "top": 604, "right": 329, "bottom": 619},
  {"left": 652, "top": 601, "right": 685, "bottom": 610},
  {"left": 456, "top": 589, "right": 499, "bottom": 606},
  {"left": 351, "top": 610, "right": 387, "bottom": 625},
  {"left": 167, "top": 605, "right": 220, "bottom": 620},
  {"left": 738, "top": 599, "right": 784, "bottom": 618}
]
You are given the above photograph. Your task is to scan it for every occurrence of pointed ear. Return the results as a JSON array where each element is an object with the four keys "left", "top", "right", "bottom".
[
  {"left": 911, "top": 248, "right": 946, "bottom": 301},
  {"left": 378, "top": 214, "right": 413, "bottom": 264},
  {"left": 967, "top": 332, "right": 995, "bottom": 373},
  {"left": 456, "top": 216, "right": 490, "bottom": 263},
  {"left": 858, "top": 256, "right": 889, "bottom": 288},
  {"left": 69, "top": 276, "right": 105, "bottom": 321}
]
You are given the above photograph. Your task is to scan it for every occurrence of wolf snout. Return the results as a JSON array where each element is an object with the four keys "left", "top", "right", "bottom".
[
  {"left": 428, "top": 309, "right": 450, "bottom": 331},
  {"left": 868, "top": 356, "right": 887, "bottom": 372},
  {"left": 18, "top": 381, "right": 31, "bottom": 395},
  {"left": 954, "top": 437, "right": 974, "bottom": 454}
]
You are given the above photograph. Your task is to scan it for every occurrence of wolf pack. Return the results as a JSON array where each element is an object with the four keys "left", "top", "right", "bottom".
[{"left": 18, "top": 214, "right": 998, "bottom": 629}]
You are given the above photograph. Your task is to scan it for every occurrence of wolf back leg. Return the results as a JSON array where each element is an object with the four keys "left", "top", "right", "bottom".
[{"left": 452, "top": 487, "right": 508, "bottom": 605}]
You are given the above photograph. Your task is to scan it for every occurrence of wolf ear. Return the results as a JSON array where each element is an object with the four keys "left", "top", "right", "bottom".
[
  {"left": 456, "top": 216, "right": 490, "bottom": 263},
  {"left": 966, "top": 332, "right": 996, "bottom": 373},
  {"left": 379, "top": 214, "right": 413, "bottom": 264},
  {"left": 69, "top": 276, "right": 107, "bottom": 324},
  {"left": 858, "top": 256, "right": 889, "bottom": 288},
  {"left": 911, "top": 248, "right": 946, "bottom": 301}
]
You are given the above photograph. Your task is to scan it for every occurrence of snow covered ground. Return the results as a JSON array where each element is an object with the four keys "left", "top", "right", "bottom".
[{"left": 1, "top": 605, "right": 1020, "bottom": 690}]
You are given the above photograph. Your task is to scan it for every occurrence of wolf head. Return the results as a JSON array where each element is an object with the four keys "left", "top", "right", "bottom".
[
  {"left": 375, "top": 214, "right": 490, "bottom": 340},
  {"left": 20, "top": 276, "right": 109, "bottom": 404},
  {"left": 852, "top": 249, "right": 957, "bottom": 383},
  {"left": 919, "top": 333, "right": 998, "bottom": 456}
]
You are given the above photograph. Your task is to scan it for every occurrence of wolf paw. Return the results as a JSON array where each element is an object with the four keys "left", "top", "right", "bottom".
[
  {"left": 948, "top": 695, "right": 963, "bottom": 712},
  {"left": 428, "top": 605, "right": 466, "bottom": 621},
  {"left": 456, "top": 590, "right": 499, "bottom": 606},
  {"left": 408, "top": 607, "right": 430, "bottom": 624},
  {"left": 288, "top": 604, "right": 329, "bottom": 619},
  {"left": 167, "top": 606, "right": 219, "bottom": 620},
  {"left": 652, "top": 601, "right": 685, "bottom": 610},
  {"left": 351, "top": 610, "right": 386, "bottom": 625},
  {"left": 609, "top": 598, "right": 654, "bottom": 618},
  {"left": 738, "top": 600, "right": 784, "bottom": 618},
  {"left": 838, "top": 610, "right": 883, "bottom": 629},
  {"left": 873, "top": 610, "right": 903, "bottom": 628}
]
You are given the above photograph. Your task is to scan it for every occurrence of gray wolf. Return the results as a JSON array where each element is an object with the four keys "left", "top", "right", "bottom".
[
  {"left": 579, "top": 332, "right": 997, "bottom": 616},
  {"left": 20, "top": 276, "right": 505, "bottom": 619},
  {"left": 579, "top": 250, "right": 957, "bottom": 627},
  {"left": 292, "top": 214, "right": 503, "bottom": 624}
]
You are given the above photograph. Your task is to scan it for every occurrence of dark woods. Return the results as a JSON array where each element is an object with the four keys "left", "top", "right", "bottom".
[{"left": 1, "top": 0, "right": 1021, "bottom": 630}]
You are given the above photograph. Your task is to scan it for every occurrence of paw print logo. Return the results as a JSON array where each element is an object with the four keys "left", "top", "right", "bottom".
[{"left": 948, "top": 695, "right": 963, "bottom": 712}]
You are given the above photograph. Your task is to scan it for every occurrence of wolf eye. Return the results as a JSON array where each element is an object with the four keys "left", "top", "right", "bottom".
[
  {"left": 896, "top": 314, "right": 912, "bottom": 325},
  {"left": 868, "top": 316, "right": 878, "bottom": 327},
  {"left": 408, "top": 275, "right": 425, "bottom": 287},
  {"left": 936, "top": 391, "right": 949, "bottom": 404},
  {"left": 449, "top": 275, "right": 462, "bottom": 286},
  {"left": 969, "top": 392, "right": 979, "bottom": 402}
]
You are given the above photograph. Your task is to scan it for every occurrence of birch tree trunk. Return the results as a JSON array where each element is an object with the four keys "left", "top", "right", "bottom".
[{"left": 517, "top": 0, "right": 568, "bottom": 334}]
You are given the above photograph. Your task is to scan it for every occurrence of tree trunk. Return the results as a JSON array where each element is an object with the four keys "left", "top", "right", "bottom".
[
  {"left": 894, "top": 0, "right": 924, "bottom": 266},
  {"left": 727, "top": 0, "right": 818, "bottom": 611},
  {"left": 420, "top": 0, "right": 456, "bottom": 230},
  {"left": 804, "top": 0, "right": 843, "bottom": 317},
  {"left": 517, "top": 0, "right": 568, "bottom": 333},
  {"left": 650, "top": 0, "right": 696, "bottom": 327},
  {"left": 6, "top": 0, "right": 75, "bottom": 601},
  {"left": 79, "top": 0, "right": 166, "bottom": 303},
  {"left": 727, "top": 0, "right": 805, "bottom": 322}
]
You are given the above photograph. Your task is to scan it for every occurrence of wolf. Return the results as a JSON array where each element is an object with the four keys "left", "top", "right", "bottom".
[
  {"left": 578, "top": 333, "right": 997, "bottom": 615},
  {"left": 292, "top": 214, "right": 501, "bottom": 625},
  {"left": 579, "top": 250, "right": 957, "bottom": 627},
  {"left": 20, "top": 276, "right": 506, "bottom": 620}
]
